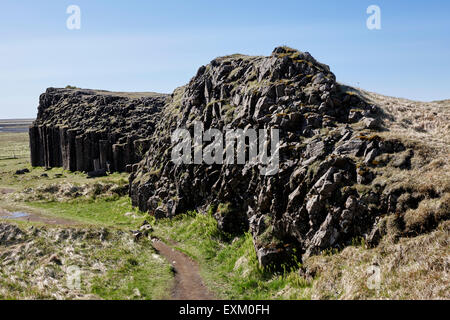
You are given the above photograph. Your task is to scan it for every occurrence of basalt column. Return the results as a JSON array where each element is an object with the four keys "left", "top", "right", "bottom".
[
  {"left": 29, "top": 125, "right": 44, "bottom": 167},
  {"left": 75, "top": 135, "right": 85, "bottom": 172},
  {"left": 99, "top": 140, "right": 111, "bottom": 170}
]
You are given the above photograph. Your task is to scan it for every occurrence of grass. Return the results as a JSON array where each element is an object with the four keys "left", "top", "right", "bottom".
[
  {"left": 0, "top": 224, "right": 172, "bottom": 300},
  {"left": 29, "top": 196, "right": 147, "bottom": 229},
  {"left": 0, "top": 132, "right": 29, "bottom": 171},
  {"left": 1, "top": 164, "right": 130, "bottom": 192},
  {"left": 303, "top": 220, "right": 450, "bottom": 300},
  {"left": 151, "top": 209, "right": 450, "bottom": 300},
  {"left": 0, "top": 131, "right": 173, "bottom": 300},
  {"left": 0, "top": 132, "right": 29, "bottom": 156},
  {"left": 355, "top": 87, "right": 449, "bottom": 153},
  {"left": 0, "top": 195, "right": 170, "bottom": 300},
  {"left": 0, "top": 132, "right": 130, "bottom": 191},
  {"left": 1, "top": 131, "right": 142, "bottom": 228},
  {"left": 89, "top": 237, "right": 173, "bottom": 300},
  {"left": 403, "top": 194, "right": 450, "bottom": 234}
]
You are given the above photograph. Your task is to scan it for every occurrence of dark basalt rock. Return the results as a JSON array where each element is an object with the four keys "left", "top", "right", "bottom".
[
  {"left": 87, "top": 168, "right": 107, "bottom": 178},
  {"left": 15, "top": 168, "right": 30, "bottom": 175},
  {"left": 127, "top": 47, "right": 412, "bottom": 266},
  {"left": 29, "top": 89, "right": 169, "bottom": 173},
  {"left": 31, "top": 47, "right": 415, "bottom": 267}
]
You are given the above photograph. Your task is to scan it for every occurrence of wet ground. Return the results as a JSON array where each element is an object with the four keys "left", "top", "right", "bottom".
[
  {"left": 0, "top": 188, "right": 76, "bottom": 225},
  {"left": 0, "top": 206, "right": 76, "bottom": 225},
  {"left": 1, "top": 211, "right": 29, "bottom": 219}
]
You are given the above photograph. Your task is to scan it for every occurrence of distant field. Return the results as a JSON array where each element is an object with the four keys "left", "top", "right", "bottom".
[
  {"left": 0, "top": 119, "right": 34, "bottom": 133},
  {"left": 0, "top": 131, "right": 29, "bottom": 162}
]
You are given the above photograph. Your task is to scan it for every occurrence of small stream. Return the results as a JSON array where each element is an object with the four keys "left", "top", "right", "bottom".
[{"left": 0, "top": 212, "right": 29, "bottom": 219}]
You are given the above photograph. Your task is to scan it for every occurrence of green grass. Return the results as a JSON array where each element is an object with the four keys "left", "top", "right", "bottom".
[
  {"left": 0, "top": 132, "right": 130, "bottom": 191},
  {"left": 0, "top": 132, "right": 30, "bottom": 188},
  {"left": 0, "top": 132, "right": 141, "bottom": 229},
  {"left": 0, "top": 132, "right": 29, "bottom": 160},
  {"left": 89, "top": 237, "right": 173, "bottom": 300},
  {"left": 1, "top": 164, "right": 130, "bottom": 192},
  {"left": 29, "top": 196, "right": 147, "bottom": 229},
  {"left": 0, "top": 131, "right": 173, "bottom": 299},
  {"left": 152, "top": 211, "right": 312, "bottom": 300}
]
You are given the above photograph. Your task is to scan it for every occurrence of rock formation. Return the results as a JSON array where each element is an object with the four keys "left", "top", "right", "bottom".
[
  {"left": 128, "top": 47, "right": 420, "bottom": 267},
  {"left": 31, "top": 47, "right": 448, "bottom": 268},
  {"left": 30, "top": 89, "right": 168, "bottom": 173}
]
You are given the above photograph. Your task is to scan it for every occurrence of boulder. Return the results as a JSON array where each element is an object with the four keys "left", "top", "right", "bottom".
[
  {"left": 362, "top": 117, "right": 381, "bottom": 130},
  {"left": 15, "top": 168, "right": 30, "bottom": 175},
  {"left": 87, "top": 168, "right": 107, "bottom": 178}
]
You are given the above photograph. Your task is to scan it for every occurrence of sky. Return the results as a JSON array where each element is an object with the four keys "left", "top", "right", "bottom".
[{"left": 0, "top": 0, "right": 449, "bottom": 119}]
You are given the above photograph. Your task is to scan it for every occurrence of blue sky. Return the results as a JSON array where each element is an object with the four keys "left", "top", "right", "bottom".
[{"left": 1, "top": 0, "right": 449, "bottom": 119}]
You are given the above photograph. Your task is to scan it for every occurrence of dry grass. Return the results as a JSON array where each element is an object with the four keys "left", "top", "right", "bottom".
[
  {"left": 346, "top": 87, "right": 450, "bottom": 237},
  {"left": 302, "top": 220, "right": 449, "bottom": 300},
  {"left": 0, "top": 132, "right": 29, "bottom": 160},
  {"left": 352, "top": 87, "right": 450, "bottom": 154},
  {"left": 404, "top": 193, "right": 450, "bottom": 234},
  {"left": 61, "top": 88, "right": 169, "bottom": 99}
]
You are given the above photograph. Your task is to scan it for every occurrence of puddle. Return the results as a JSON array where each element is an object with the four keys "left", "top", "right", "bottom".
[
  {"left": 0, "top": 208, "right": 75, "bottom": 225},
  {"left": 1, "top": 212, "right": 29, "bottom": 219}
]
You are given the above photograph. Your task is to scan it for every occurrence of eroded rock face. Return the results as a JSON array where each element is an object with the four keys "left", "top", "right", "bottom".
[
  {"left": 127, "top": 47, "right": 413, "bottom": 267},
  {"left": 30, "top": 89, "right": 169, "bottom": 172}
]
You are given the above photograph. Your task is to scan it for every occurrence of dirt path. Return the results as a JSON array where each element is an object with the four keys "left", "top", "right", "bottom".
[{"left": 152, "top": 238, "right": 215, "bottom": 300}]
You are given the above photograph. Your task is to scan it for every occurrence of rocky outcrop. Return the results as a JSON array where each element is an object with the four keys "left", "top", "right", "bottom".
[
  {"left": 31, "top": 47, "right": 446, "bottom": 268},
  {"left": 126, "top": 47, "right": 422, "bottom": 267},
  {"left": 30, "top": 88, "right": 169, "bottom": 173}
]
